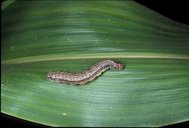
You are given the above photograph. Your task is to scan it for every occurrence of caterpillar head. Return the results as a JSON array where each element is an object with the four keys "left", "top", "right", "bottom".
[{"left": 114, "top": 63, "right": 124, "bottom": 70}]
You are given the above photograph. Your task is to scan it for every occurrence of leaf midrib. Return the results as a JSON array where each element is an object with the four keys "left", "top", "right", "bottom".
[{"left": 2, "top": 52, "right": 189, "bottom": 64}]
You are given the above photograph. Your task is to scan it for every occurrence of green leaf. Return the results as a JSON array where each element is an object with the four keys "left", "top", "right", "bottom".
[
  {"left": 1, "top": 0, "right": 15, "bottom": 11},
  {"left": 1, "top": 1, "right": 189, "bottom": 127}
]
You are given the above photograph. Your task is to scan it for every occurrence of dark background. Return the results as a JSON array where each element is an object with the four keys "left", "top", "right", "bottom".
[
  {"left": 1, "top": 1, "right": 189, "bottom": 127},
  {"left": 134, "top": 0, "right": 189, "bottom": 25}
]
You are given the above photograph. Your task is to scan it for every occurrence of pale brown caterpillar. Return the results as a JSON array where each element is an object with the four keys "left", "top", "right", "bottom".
[{"left": 47, "top": 60, "right": 124, "bottom": 85}]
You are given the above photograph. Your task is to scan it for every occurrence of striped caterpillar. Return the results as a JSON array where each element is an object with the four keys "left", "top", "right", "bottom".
[{"left": 47, "top": 60, "right": 124, "bottom": 85}]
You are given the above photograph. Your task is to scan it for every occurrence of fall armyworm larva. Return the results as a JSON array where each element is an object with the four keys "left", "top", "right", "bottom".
[{"left": 47, "top": 60, "right": 124, "bottom": 85}]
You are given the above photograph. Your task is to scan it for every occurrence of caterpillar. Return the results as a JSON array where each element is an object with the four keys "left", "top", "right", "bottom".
[{"left": 47, "top": 60, "right": 124, "bottom": 85}]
